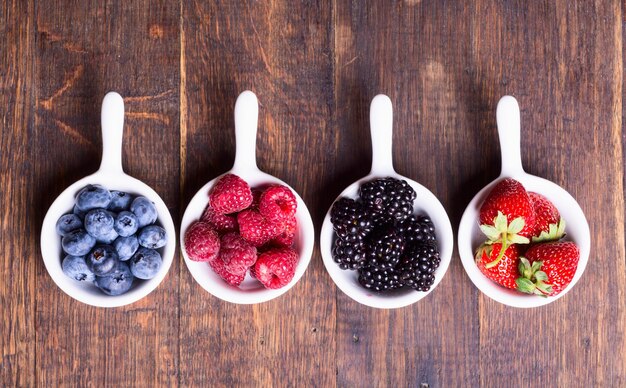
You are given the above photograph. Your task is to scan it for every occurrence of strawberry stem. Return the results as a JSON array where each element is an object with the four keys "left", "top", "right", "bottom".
[{"left": 485, "top": 232, "right": 507, "bottom": 269}]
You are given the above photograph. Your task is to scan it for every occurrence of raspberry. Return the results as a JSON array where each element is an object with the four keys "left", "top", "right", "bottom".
[
  {"left": 201, "top": 204, "right": 238, "bottom": 233},
  {"left": 209, "top": 174, "right": 253, "bottom": 214},
  {"left": 259, "top": 185, "right": 297, "bottom": 225},
  {"left": 271, "top": 216, "right": 297, "bottom": 247},
  {"left": 184, "top": 221, "right": 220, "bottom": 262},
  {"left": 237, "top": 209, "right": 281, "bottom": 246},
  {"left": 251, "top": 188, "right": 263, "bottom": 208},
  {"left": 208, "top": 256, "right": 245, "bottom": 286},
  {"left": 219, "top": 232, "right": 257, "bottom": 274},
  {"left": 252, "top": 247, "right": 298, "bottom": 289}
]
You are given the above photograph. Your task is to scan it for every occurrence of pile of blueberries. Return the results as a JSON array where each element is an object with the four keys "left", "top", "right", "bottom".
[{"left": 56, "top": 184, "right": 167, "bottom": 296}]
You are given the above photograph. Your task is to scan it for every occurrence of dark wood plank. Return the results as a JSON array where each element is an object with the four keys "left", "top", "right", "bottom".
[
  {"left": 334, "top": 0, "right": 625, "bottom": 386},
  {"left": 333, "top": 2, "right": 481, "bottom": 386},
  {"left": 467, "top": 1, "right": 625, "bottom": 386},
  {"left": 32, "top": 1, "right": 180, "bottom": 386},
  {"left": 0, "top": 1, "right": 36, "bottom": 386},
  {"left": 180, "top": 0, "right": 336, "bottom": 386},
  {"left": 0, "top": 1, "right": 624, "bottom": 386}
]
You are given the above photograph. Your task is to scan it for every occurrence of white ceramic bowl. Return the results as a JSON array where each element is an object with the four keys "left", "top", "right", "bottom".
[
  {"left": 180, "top": 91, "right": 315, "bottom": 304},
  {"left": 457, "top": 96, "right": 591, "bottom": 308},
  {"left": 40, "top": 93, "right": 176, "bottom": 308},
  {"left": 320, "top": 95, "right": 454, "bottom": 309}
]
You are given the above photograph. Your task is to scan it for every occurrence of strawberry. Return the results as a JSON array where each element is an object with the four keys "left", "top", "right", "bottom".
[
  {"left": 475, "top": 242, "right": 521, "bottom": 289},
  {"left": 478, "top": 179, "right": 534, "bottom": 269},
  {"left": 516, "top": 241, "right": 580, "bottom": 296},
  {"left": 479, "top": 178, "right": 535, "bottom": 239},
  {"left": 528, "top": 192, "right": 565, "bottom": 243}
]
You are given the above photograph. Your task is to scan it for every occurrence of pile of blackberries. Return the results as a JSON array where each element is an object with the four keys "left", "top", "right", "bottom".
[{"left": 331, "top": 177, "right": 440, "bottom": 292}]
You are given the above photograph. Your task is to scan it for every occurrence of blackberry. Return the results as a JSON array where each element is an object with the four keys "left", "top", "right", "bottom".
[
  {"left": 397, "top": 242, "right": 441, "bottom": 292},
  {"left": 330, "top": 198, "right": 373, "bottom": 242},
  {"left": 359, "top": 177, "right": 416, "bottom": 223},
  {"left": 398, "top": 215, "right": 436, "bottom": 245},
  {"left": 358, "top": 266, "right": 403, "bottom": 292},
  {"left": 365, "top": 224, "right": 405, "bottom": 269},
  {"left": 332, "top": 237, "right": 367, "bottom": 270}
]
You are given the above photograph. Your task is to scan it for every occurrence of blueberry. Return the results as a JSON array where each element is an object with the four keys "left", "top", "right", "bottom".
[
  {"left": 84, "top": 209, "right": 115, "bottom": 240},
  {"left": 130, "top": 197, "right": 158, "bottom": 227},
  {"left": 56, "top": 214, "right": 83, "bottom": 236},
  {"left": 73, "top": 204, "right": 87, "bottom": 219},
  {"left": 130, "top": 247, "right": 162, "bottom": 279},
  {"left": 137, "top": 225, "right": 167, "bottom": 249},
  {"left": 114, "top": 211, "right": 139, "bottom": 237},
  {"left": 61, "top": 255, "right": 95, "bottom": 283},
  {"left": 95, "top": 261, "right": 134, "bottom": 296},
  {"left": 108, "top": 191, "right": 133, "bottom": 212},
  {"left": 76, "top": 184, "right": 112, "bottom": 211},
  {"left": 85, "top": 245, "right": 118, "bottom": 276},
  {"left": 97, "top": 227, "right": 119, "bottom": 244},
  {"left": 114, "top": 235, "right": 139, "bottom": 261},
  {"left": 62, "top": 229, "right": 96, "bottom": 256}
]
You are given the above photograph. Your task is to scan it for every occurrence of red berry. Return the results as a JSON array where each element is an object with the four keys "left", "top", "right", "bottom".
[
  {"left": 517, "top": 241, "right": 579, "bottom": 296},
  {"left": 184, "top": 221, "right": 220, "bottom": 262},
  {"left": 219, "top": 232, "right": 257, "bottom": 274},
  {"left": 252, "top": 247, "right": 298, "bottom": 289},
  {"left": 237, "top": 209, "right": 281, "bottom": 246},
  {"left": 209, "top": 174, "right": 253, "bottom": 215},
  {"left": 475, "top": 242, "right": 520, "bottom": 289},
  {"left": 251, "top": 188, "right": 263, "bottom": 209},
  {"left": 479, "top": 178, "right": 535, "bottom": 238},
  {"left": 208, "top": 256, "right": 245, "bottom": 286},
  {"left": 259, "top": 185, "right": 297, "bottom": 225},
  {"left": 270, "top": 216, "right": 297, "bottom": 247},
  {"left": 201, "top": 204, "right": 238, "bottom": 233},
  {"left": 528, "top": 192, "right": 564, "bottom": 242}
]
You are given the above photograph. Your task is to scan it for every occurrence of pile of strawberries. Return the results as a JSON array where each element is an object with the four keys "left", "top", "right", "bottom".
[
  {"left": 475, "top": 178, "right": 580, "bottom": 297},
  {"left": 184, "top": 174, "right": 299, "bottom": 289}
]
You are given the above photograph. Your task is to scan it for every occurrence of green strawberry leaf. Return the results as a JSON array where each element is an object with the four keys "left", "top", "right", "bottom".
[
  {"left": 494, "top": 212, "right": 508, "bottom": 232},
  {"left": 508, "top": 217, "right": 525, "bottom": 234},
  {"left": 534, "top": 271, "right": 548, "bottom": 281},
  {"left": 536, "top": 281, "right": 553, "bottom": 295},
  {"left": 516, "top": 278, "right": 536, "bottom": 294},
  {"left": 518, "top": 257, "right": 531, "bottom": 278},
  {"left": 531, "top": 260, "right": 543, "bottom": 273},
  {"left": 532, "top": 218, "right": 566, "bottom": 243},
  {"left": 509, "top": 235, "right": 530, "bottom": 244},
  {"left": 480, "top": 224, "right": 501, "bottom": 241}
]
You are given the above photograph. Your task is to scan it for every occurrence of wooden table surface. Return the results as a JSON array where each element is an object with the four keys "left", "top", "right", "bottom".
[{"left": 2, "top": 1, "right": 625, "bottom": 386}]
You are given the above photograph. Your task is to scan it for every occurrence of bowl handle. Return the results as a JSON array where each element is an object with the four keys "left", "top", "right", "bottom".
[
  {"left": 369, "top": 94, "right": 395, "bottom": 176},
  {"left": 99, "top": 92, "right": 125, "bottom": 174},
  {"left": 232, "top": 90, "right": 260, "bottom": 174},
  {"left": 497, "top": 95, "right": 525, "bottom": 177}
]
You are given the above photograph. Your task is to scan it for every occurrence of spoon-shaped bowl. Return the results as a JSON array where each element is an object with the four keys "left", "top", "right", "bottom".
[
  {"left": 180, "top": 91, "right": 315, "bottom": 304},
  {"left": 458, "top": 96, "right": 591, "bottom": 308},
  {"left": 40, "top": 92, "right": 176, "bottom": 308},
  {"left": 320, "top": 95, "right": 454, "bottom": 309}
]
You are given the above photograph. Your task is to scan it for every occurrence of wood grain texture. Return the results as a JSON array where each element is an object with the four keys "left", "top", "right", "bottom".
[
  {"left": 0, "top": 1, "right": 35, "bottom": 386},
  {"left": 333, "top": 2, "right": 481, "bottom": 386},
  {"left": 179, "top": 1, "right": 336, "bottom": 386},
  {"left": 0, "top": 0, "right": 624, "bottom": 386},
  {"left": 33, "top": 1, "right": 180, "bottom": 386}
]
